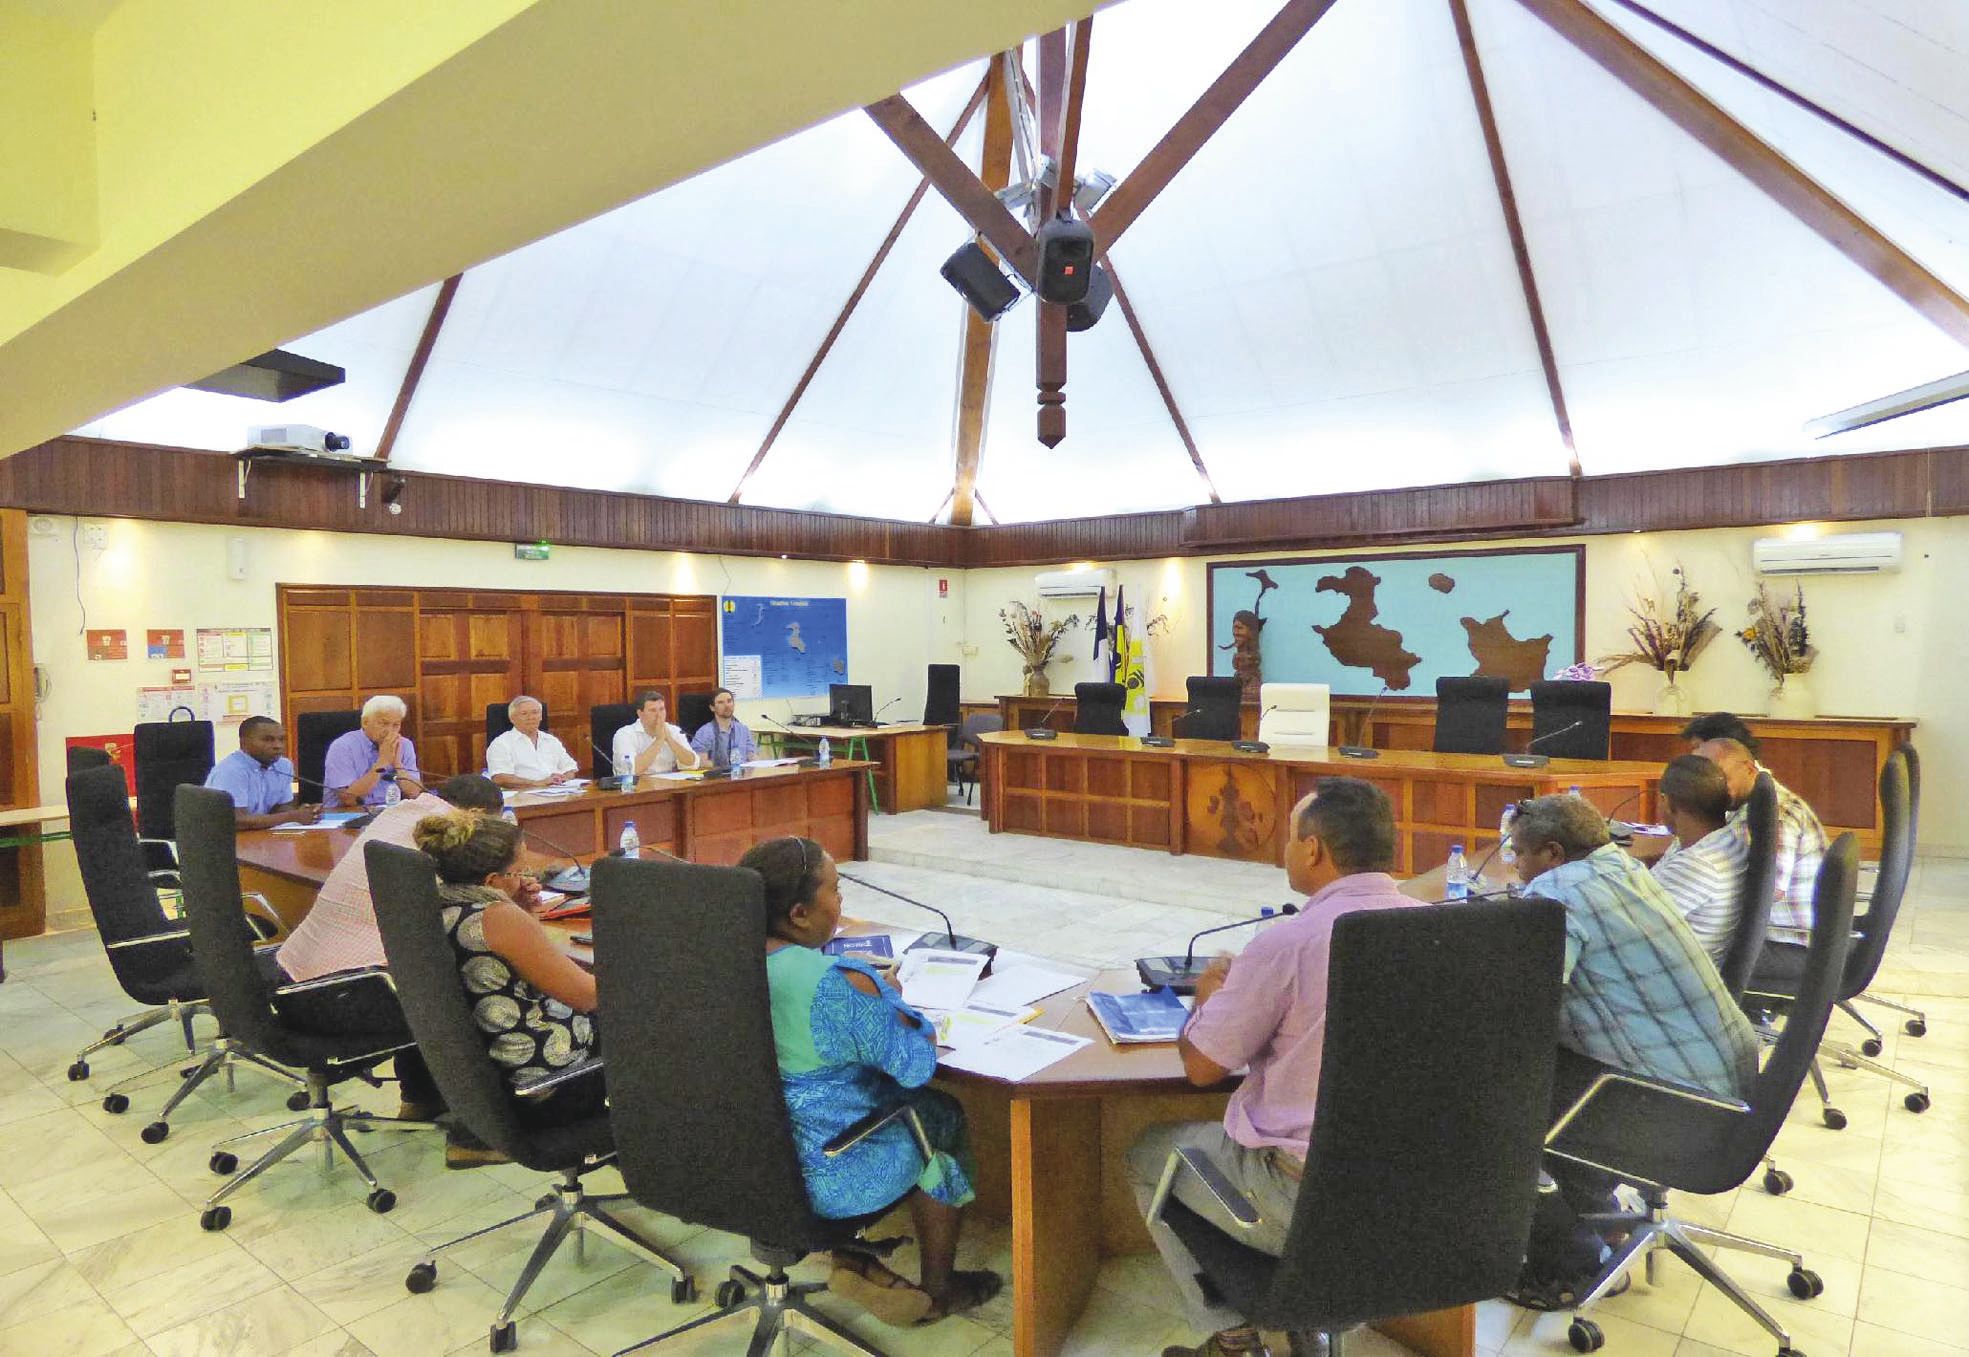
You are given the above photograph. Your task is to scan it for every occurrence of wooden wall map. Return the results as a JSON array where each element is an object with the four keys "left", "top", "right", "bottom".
[{"left": 1208, "top": 546, "right": 1583, "bottom": 697}]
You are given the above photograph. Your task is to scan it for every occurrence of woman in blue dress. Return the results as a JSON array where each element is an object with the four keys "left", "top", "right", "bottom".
[{"left": 739, "top": 836, "right": 1000, "bottom": 1326}]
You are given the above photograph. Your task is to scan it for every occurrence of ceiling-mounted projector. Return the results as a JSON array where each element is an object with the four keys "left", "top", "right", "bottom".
[{"left": 248, "top": 424, "right": 352, "bottom": 455}]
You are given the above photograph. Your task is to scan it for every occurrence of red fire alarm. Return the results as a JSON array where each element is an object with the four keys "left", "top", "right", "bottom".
[{"left": 938, "top": 578, "right": 949, "bottom": 598}]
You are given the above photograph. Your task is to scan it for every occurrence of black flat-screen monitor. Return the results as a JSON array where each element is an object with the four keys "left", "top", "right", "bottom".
[{"left": 829, "top": 684, "right": 873, "bottom": 724}]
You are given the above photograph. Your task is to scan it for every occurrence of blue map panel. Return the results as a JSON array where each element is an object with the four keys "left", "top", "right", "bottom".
[
  {"left": 1209, "top": 548, "right": 1582, "bottom": 697},
  {"left": 719, "top": 596, "right": 849, "bottom": 699}
]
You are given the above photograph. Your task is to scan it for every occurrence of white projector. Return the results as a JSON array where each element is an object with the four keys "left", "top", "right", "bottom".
[{"left": 247, "top": 424, "right": 352, "bottom": 454}]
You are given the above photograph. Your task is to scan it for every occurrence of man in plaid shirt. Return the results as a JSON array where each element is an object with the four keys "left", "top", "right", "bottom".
[{"left": 1682, "top": 713, "right": 1828, "bottom": 943}]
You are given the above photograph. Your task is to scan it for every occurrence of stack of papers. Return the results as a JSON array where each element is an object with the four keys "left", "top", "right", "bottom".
[
  {"left": 823, "top": 935, "right": 895, "bottom": 962},
  {"left": 526, "top": 780, "right": 590, "bottom": 796},
  {"left": 895, "top": 949, "right": 989, "bottom": 1011},
  {"left": 918, "top": 1000, "right": 1041, "bottom": 1049},
  {"left": 1086, "top": 988, "right": 1192, "bottom": 1045},
  {"left": 970, "top": 964, "right": 1086, "bottom": 1009},
  {"left": 942, "top": 1026, "right": 1091, "bottom": 1079}
]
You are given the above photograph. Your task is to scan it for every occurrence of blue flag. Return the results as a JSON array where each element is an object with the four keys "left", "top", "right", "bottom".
[{"left": 1092, "top": 585, "right": 1109, "bottom": 661}]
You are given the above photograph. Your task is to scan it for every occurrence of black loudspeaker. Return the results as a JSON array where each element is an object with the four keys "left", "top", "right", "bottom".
[
  {"left": 1067, "top": 262, "right": 1113, "bottom": 332},
  {"left": 941, "top": 242, "right": 1021, "bottom": 321},
  {"left": 1036, "top": 216, "right": 1095, "bottom": 305}
]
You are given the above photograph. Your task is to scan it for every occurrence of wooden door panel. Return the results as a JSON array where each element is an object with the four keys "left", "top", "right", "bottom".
[
  {"left": 628, "top": 611, "right": 672, "bottom": 685},
  {"left": 419, "top": 613, "right": 460, "bottom": 661},
  {"left": 288, "top": 610, "right": 354, "bottom": 691},
  {"left": 582, "top": 614, "right": 623, "bottom": 657},
  {"left": 356, "top": 611, "right": 418, "bottom": 689},
  {"left": 674, "top": 607, "right": 716, "bottom": 680},
  {"left": 469, "top": 613, "right": 513, "bottom": 659}
]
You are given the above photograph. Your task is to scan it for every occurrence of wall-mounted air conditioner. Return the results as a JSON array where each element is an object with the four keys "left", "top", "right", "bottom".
[
  {"left": 1751, "top": 531, "right": 1902, "bottom": 576},
  {"left": 1034, "top": 568, "right": 1116, "bottom": 598}
]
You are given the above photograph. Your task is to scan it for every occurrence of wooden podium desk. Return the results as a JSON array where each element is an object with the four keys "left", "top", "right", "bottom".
[
  {"left": 981, "top": 731, "right": 1659, "bottom": 874},
  {"left": 764, "top": 723, "right": 950, "bottom": 813}
]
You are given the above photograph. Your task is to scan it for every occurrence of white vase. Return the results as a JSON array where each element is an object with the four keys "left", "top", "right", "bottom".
[
  {"left": 1652, "top": 677, "right": 1691, "bottom": 717},
  {"left": 1767, "top": 677, "right": 1816, "bottom": 720}
]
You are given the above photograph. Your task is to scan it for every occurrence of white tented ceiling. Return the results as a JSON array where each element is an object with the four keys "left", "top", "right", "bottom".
[{"left": 75, "top": 0, "right": 1969, "bottom": 523}]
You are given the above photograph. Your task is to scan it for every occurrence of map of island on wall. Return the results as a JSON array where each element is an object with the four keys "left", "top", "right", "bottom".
[
  {"left": 1207, "top": 547, "right": 1582, "bottom": 697},
  {"left": 719, "top": 596, "right": 850, "bottom": 699}
]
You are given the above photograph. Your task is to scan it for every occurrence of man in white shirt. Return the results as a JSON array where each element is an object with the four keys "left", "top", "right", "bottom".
[
  {"left": 485, "top": 695, "right": 579, "bottom": 788},
  {"left": 611, "top": 690, "right": 701, "bottom": 776},
  {"left": 1651, "top": 754, "right": 1750, "bottom": 963}
]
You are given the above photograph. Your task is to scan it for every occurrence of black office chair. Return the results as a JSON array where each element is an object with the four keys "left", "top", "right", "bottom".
[
  {"left": 1433, "top": 676, "right": 1510, "bottom": 755},
  {"left": 66, "top": 744, "right": 113, "bottom": 773},
  {"left": 589, "top": 702, "right": 637, "bottom": 780},
  {"left": 592, "top": 855, "right": 930, "bottom": 1357},
  {"left": 1529, "top": 680, "right": 1612, "bottom": 760},
  {"left": 174, "top": 785, "right": 435, "bottom": 1232},
  {"left": 1147, "top": 899, "right": 1565, "bottom": 1354},
  {"left": 367, "top": 842, "right": 692, "bottom": 1351},
  {"left": 676, "top": 691, "right": 716, "bottom": 741},
  {"left": 296, "top": 709, "right": 362, "bottom": 796},
  {"left": 1073, "top": 682, "right": 1128, "bottom": 736},
  {"left": 923, "top": 664, "right": 960, "bottom": 730},
  {"left": 485, "top": 701, "right": 549, "bottom": 747},
  {"left": 949, "top": 713, "right": 1003, "bottom": 805},
  {"left": 133, "top": 717, "right": 215, "bottom": 883},
  {"left": 1174, "top": 675, "right": 1243, "bottom": 741},
  {"left": 1848, "top": 742, "right": 1928, "bottom": 1045},
  {"left": 1550, "top": 836, "right": 1858, "bottom": 1357},
  {"left": 1719, "top": 773, "right": 1781, "bottom": 1003},
  {"left": 1747, "top": 747, "right": 1931, "bottom": 1129},
  {"left": 63, "top": 766, "right": 295, "bottom": 1141}
]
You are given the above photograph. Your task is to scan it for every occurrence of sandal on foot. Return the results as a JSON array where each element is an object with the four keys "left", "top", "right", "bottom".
[
  {"left": 829, "top": 1253, "right": 933, "bottom": 1327},
  {"left": 921, "top": 1270, "right": 1003, "bottom": 1323}
]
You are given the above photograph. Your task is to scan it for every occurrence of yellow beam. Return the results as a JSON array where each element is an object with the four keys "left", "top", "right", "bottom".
[
  {"left": 0, "top": 6, "right": 96, "bottom": 273},
  {"left": 0, "top": 0, "right": 1105, "bottom": 457}
]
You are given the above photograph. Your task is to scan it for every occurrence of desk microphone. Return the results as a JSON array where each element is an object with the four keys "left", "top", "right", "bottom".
[
  {"left": 838, "top": 871, "right": 997, "bottom": 967},
  {"left": 1231, "top": 706, "right": 1276, "bottom": 755},
  {"left": 1337, "top": 686, "right": 1389, "bottom": 760},
  {"left": 1501, "top": 720, "right": 1585, "bottom": 769},
  {"left": 588, "top": 738, "right": 638, "bottom": 788},
  {"left": 1022, "top": 698, "right": 1066, "bottom": 741},
  {"left": 1142, "top": 707, "right": 1197, "bottom": 750},
  {"left": 870, "top": 696, "right": 903, "bottom": 726},
  {"left": 511, "top": 821, "right": 597, "bottom": 894},
  {"left": 289, "top": 773, "right": 375, "bottom": 827},
  {"left": 1136, "top": 903, "right": 1299, "bottom": 994}
]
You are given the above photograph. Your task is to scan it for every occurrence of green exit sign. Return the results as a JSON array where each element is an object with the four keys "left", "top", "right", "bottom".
[{"left": 513, "top": 541, "right": 551, "bottom": 561}]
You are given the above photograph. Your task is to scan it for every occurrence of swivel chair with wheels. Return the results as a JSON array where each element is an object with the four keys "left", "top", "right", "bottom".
[
  {"left": 174, "top": 784, "right": 436, "bottom": 1231},
  {"left": 592, "top": 854, "right": 932, "bottom": 1356},
  {"left": 296, "top": 709, "right": 362, "bottom": 796},
  {"left": 588, "top": 702, "right": 637, "bottom": 780},
  {"left": 1147, "top": 899, "right": 1566, "bottom": 1355},
  {"left": 948, "top": 713, "right": 1002, "bottom": 805},
  {"left": 1713, "top": 775, "right": 1793, "bottom": 1195},
  {"left": 1432, "top": 676, "right": 1510, "bottom": 755},
  {"left": 923, "top": 664, "right": 960, "bottom": 730},
  {"left": 1528, "top": 681, "right": 1612, "bottom": 760},
  {"left": 1174, "top": 675, "right": 1244, "bottom": 741},
  {"left": 1549, "top": 836, "right": 1860, "bottom": 1357},
  {"left": 367, "top": 841, "right": 692, "bottom": 1354},
  {"left": 1849, "top": 742, "right": 1928, "bottom": 1042},
  {"left": 132, "top": 717, "right": 215, "bottom": 885},
  {"left": 1072, "top": 682, "right": 1128, "bottom": 736},
  {"left": 676, "top": 692, "right": 716, "bottom": 742}
]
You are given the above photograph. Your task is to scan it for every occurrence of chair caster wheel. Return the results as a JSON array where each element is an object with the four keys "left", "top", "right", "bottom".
[
  {"left": 1763, "top": 1168, "right": 1794, "bottom": 1195},
  {"left": 199, "top": 1206, "right": 231, "bottom": 1232},
  {"left": 1567, "top": 1317, "right": 1604, "bottom": 1352},
  {"left": 1905, "top": 1091, "right": 1930, "bottom": 1113},
  {"left": 716, "top": 1278, "right": 745, "bottom": 1309},
  {"left": 1906, "top": 1019, "right": 1926, "bottom": 1037},
  {"left": 107, "top": 1031, "right": 127, "bottom": 1046},
  {"left": 1860, "top": 1037, "right": 1883, "bottom": 1057},
  {"left": 140, "top": 1121, "right": 169, "bottom": 1145},
  {"left": 101, "top": 1092, "right": 130, "bottom": 1114},
  {"left": 209, "top": 1151, "right": 238, "bottom": 1175},
  {"left": 367, "top": 1188, "right": 397, "bottom": 1214},
  {"left": 489, "top": 1320, "right": 517, "bottom": 1353},
  {"left": 1787, "top": 1266, "right": 1824, "bottom": 1300},
  {"left": 286, "top": 1090, "right": 311, "bottom": 1112},
  {"left": 1775, "top": 1348, "right": 1806, "bottom": 1357},
  {"left": 405, "top": 1261, "right": 437, "bottom": 1294},
  {"left": 67, "top": 1060, "right": 89, "bottom": 1081},
  {"left": 671, "top": 1275, "right": 697, "bottom": 1304},
  {"left": 1821, "top": 1106, "right": 1847, "bottom": 1130}
]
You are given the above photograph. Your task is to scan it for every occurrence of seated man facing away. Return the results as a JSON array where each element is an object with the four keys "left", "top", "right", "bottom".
[
  {"left": 1650, "top": 754, "right": 1749, "bottom": 963},
  {"left": 1127, "top": 777, "right": 1423, "bottom": 1357},
  {"left": 485, "top": 695, "right": 578, "bottom": 789},
  {"left": 324, "top": 694, "right": 425, "bottom": 808},
  {"left": 204, "top": 715, "right": 319, "bottom": 829},
  {"left": 690, "top": 687, "right": 758, "bottom": 769},
  {"left": 1508, "top": 793, "right": 1759, "bottom": 1306},
  {"left": 610, "top": 690, "right": 700, "bottom": 776},
  {"left": 1686, "top": 721, "right": 1827, "bottom": 945}
]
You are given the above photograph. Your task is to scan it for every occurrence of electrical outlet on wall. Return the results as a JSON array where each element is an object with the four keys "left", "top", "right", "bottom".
[{"left": 81, "top": 522, "right": 108, "bottom": 550}]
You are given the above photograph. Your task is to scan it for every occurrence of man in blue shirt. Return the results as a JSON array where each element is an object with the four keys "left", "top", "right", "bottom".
[
  {"left": 689, "top": 687, "right": 758, "bottom": 769},
  {"left": 204, "top": 716, "right": 319, "bottom": 829}
]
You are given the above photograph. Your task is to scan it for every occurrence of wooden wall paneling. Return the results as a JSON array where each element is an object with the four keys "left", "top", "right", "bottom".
[
  {"left": 0, "top": 510, "right": 41, "bottom": 939},
  {"left": 415, "top": 604, "right": 522, "bottom": 778}
]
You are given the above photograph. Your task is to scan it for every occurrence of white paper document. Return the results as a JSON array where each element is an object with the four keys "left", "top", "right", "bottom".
[
  {"left": 742, "top": 757, "right": 802, "bottom": 768},
  {"left": 523, "top": 780, "right": 590, "bottom": 796},
  {"left": 969, "top": 964, "right": 1086, "bottom": 1009},
  {"left": 895, "top": 949, "right": 988, "bottom": 1011},
  {"left": 918, "top": 1001, "right": 1040, "bottom": 1050},
  {"left": 941, "top": 1025, "right": 1091, "bottom": 1080}
]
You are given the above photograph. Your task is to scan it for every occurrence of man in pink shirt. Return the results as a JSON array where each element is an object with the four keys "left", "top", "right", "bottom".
[{"left": 1129, "top": 777, "right": 1422, "bottom": 1357}]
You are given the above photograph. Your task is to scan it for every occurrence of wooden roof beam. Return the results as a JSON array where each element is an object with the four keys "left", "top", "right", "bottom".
[
  {"left": 1034, "top": 21, "right": 1092, "bottom": 449},
  {"left": 866, "top": 90, "right": 1036, "bottom": 283},
  {"left": 950, "top": 59, "right": 1018, "bottom": 527},
  {"left": 375, "top": 273, "right": 461, "bottom": 465}
]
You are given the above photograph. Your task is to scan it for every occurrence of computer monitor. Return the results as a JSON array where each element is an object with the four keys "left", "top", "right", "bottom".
[{"left": 829, "top": 684, "right": 873, "bottom": 725}]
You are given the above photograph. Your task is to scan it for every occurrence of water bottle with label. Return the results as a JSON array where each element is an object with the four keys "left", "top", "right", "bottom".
[
  {"left": 614, "top": 750, "right": 633, "bottom": 784},
  {"left": 1445, "top": 843, "right": 1470, "bottom": 901},
  {"left": 619, "top": 820, "right": 640, "bottom": 857},
  {"left": 1498, "top": 805, "right": 1518, "bottom": 866},
  {"left": 500, "top": 807, "right": 518, "bottom": 825},
  {"left": 381, "top": 777, "right": 401, "bottom": 808},
  {"left": 817, "top": 737, "right": 831, "bottom": 768}
]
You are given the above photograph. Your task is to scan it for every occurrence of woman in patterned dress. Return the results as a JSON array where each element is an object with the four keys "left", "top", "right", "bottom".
[
  {"left": 739, "top": 836, "right": 1001, "bottom": 1327},
  {"left": 413, "top": 809, "right": 604, "bottom": 1130}
]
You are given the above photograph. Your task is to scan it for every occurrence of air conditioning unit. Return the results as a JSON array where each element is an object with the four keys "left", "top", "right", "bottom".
[
  {"left": 1751, "top": 531, "right": 1902, "bottom": 576},
  {"left": 1034, "top": 568, "right": 1116, "bottom": 598}
]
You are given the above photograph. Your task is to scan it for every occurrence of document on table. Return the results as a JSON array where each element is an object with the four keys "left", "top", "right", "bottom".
[
  {"left": 525, "top": 780, "right": 590, "bottom": 796},
  {"left": 941, "top": 1025, "right": 1091, "bottom": 1079},
  {"left": 742, "top": 757, "right": 802, "bottom": 768},
  {"left": 895, "top": 949, "right": 988, "bottom": 1010},
  {"left": 919, "top": 1000, "right": 1040, "bottom": 1050},
  {"left": 969, "top": 964, "right": 1087, "bottom": 1009}
]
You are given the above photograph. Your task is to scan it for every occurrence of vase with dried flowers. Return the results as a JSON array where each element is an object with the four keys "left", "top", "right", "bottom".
[
  {"left": 1597, "top": 565, "right": 1720, "bottom": 716},
  {"left": 1741, "top": 583, "right": 1817, "bottom": 718},
  {"left": 999, "top": 601, "right": 1079, "bottom": 697}
]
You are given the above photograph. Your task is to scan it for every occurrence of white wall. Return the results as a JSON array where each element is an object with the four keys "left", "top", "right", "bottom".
[{"left": 25, "top": 517, "right": 959, "bottom": 804}]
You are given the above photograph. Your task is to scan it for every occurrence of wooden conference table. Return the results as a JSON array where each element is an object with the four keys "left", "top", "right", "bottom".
[
  {"left": 763, "top": 722, "right": 951, "bottom": 814},
  {"left": 232, "top": 780, "right": 1476, "bottom": 1357}
]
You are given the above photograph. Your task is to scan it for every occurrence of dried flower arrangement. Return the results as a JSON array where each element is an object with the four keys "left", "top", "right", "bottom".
[
  {"left": 1741, "top": 583, "right": 1816, "bottom": 681},
  {"left": 1598, "top": 565, "right": 1720, "bottom": 682},
  {"left": 999, "top": 602, "right": 1079, "bottom": 695}
]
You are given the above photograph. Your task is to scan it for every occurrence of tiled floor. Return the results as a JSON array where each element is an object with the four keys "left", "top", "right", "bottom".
[{"left": 1, "top": 814, "right": 1965, "bottom": 1357}]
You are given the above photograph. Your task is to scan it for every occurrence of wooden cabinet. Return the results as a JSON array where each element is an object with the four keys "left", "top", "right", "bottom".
[{"left": 0, "top": 511, "right": 40, "bottom": 941}]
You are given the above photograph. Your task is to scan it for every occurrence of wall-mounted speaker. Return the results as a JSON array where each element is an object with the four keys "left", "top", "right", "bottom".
[
  {"left": 1035, "top": 217, "right": 1095, "bottom": 305},
  {"left": 1067, "top": 262, "right": 1113, "bottom": 332},
  {"left": 940, "top": 242, "right": 1021, "bottom": 321}
]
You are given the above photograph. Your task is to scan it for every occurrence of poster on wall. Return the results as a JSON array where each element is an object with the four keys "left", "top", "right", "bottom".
[
  {"left": 1207, "top": 546, "right": 1584, "bottom": 698},
  {"left": 66, "top": 735, "right": 136, "bottom": 794},
  {"left": 196, "top": 627, "right": 274, "bottom": 672},
  {"left": 718, "top": 596, "right": 849, "bottom": 699},
  {"left": 199, "top": 681, "right": 279, "bottom": 724},
  {"left": 137, "top": 686, "right": 200, "bottom": 723},
  {"left": 146, "top": 629, "right": 186, "bottom": 660},
  {"left": 85, "top": 629, "right": 128, "bottom": 661}
]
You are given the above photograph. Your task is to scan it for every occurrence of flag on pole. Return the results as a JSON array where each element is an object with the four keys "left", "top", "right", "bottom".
[
  {"left": 1115, "top": 587, "right": 1150, "bottom": 735},
  {"left": 1091, "top": 585, "right": 1109, "bottom": 663},
  {"left": 1109, "top": 586, "right": 1125, "bottom": 682}
]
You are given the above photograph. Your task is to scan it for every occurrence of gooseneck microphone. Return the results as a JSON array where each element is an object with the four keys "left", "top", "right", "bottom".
[
  {"left": 838, "top": 871, "right": 998, "bottom": 965},
  {"left": 1231, "top": 705, "right": 1277, "bottom": 755},
  {"left": 870, "top": 696, "right": 903, "bottom": 726},
  {"left": 1501, "top": 719, "right": 1586, "bottom": 769},
  {"left": 1338, "top": 686, "right": 1390, "bottom": 760},
  {"left": 1023, "top": 697, "right": 1066, "bottom": 741},
  {"left": 1135, "top": 903, "right": 1300, "bottom": 993}
]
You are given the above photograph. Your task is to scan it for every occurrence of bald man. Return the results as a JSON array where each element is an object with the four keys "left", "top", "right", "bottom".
[{"left": 1693, "top": 737, "right": 1827, "bottom": 944}]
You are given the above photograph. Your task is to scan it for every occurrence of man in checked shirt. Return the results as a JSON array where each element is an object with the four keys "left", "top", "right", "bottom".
[
  {"left": 1506, "top": 793, "right": 1759, "bottom": 1309},
  {"left": 1682, "top": 712, "right": 1829, "bottom": 948}
]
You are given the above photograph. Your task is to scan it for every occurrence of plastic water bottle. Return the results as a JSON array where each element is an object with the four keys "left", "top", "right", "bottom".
[
  {"left": 500, "top": 807, "right": 518, "bottom": 825},
  {"left": 1498, "top": 806, "right": 1517, "bottom": 866},
  {"left": 817, "top": 737, "right": 831, "bottom": 768},
  {"left": 614, "top": 750, "right": 632, "bottom": 783},
  {"left": 618, "top": 820, "right": 640, "bottom": 857},
  {"left": 1567, "top": 785, "right": 1583, "bottom": 799},
  {"left": 1445, "top": 843, "right": 1470, "bottom": 901},
  {"left": 381, "top": 778, "right": 400, "bottom": 808}
]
